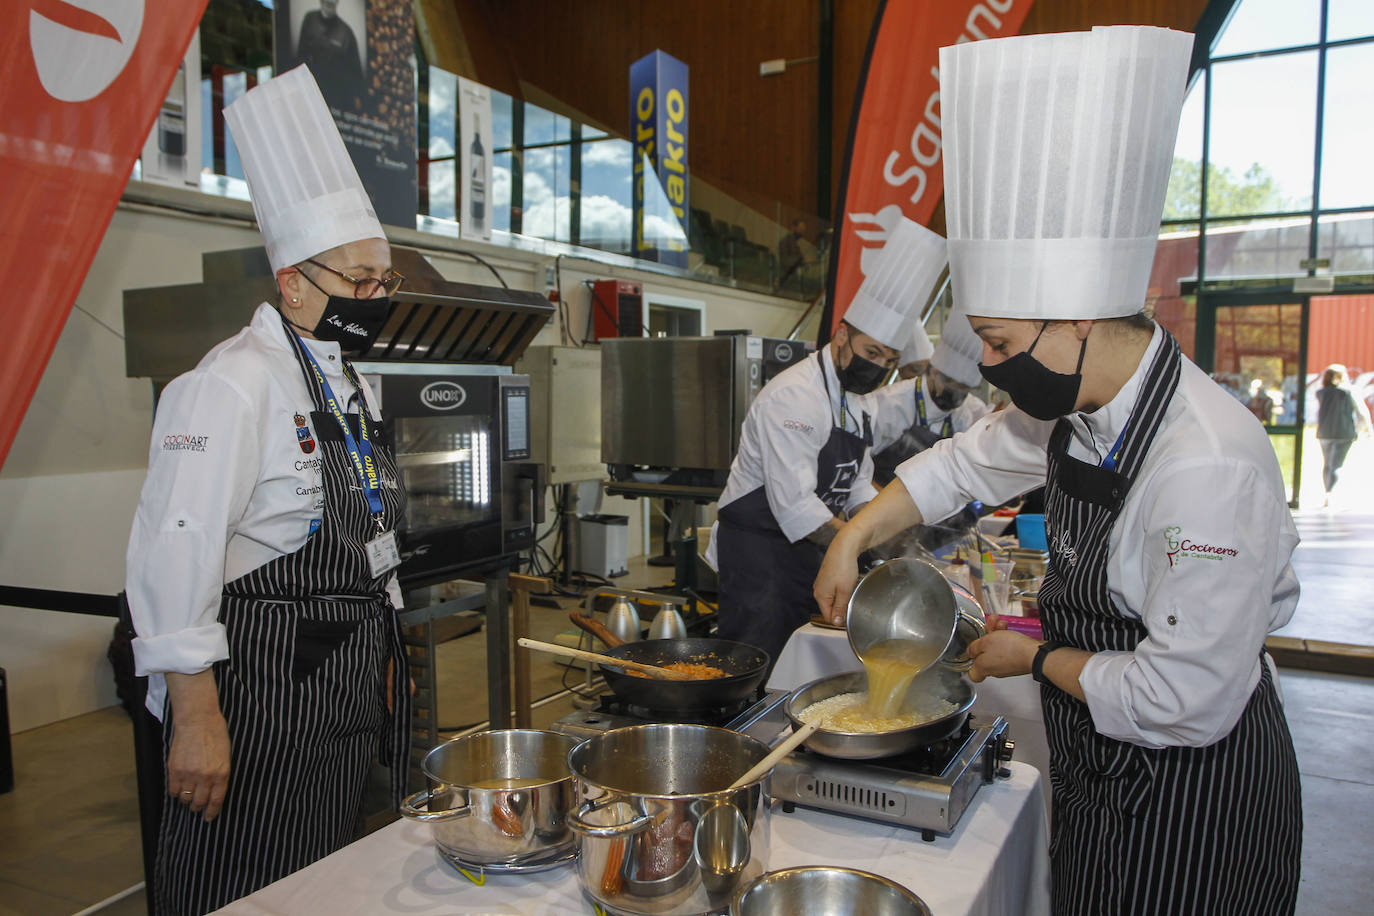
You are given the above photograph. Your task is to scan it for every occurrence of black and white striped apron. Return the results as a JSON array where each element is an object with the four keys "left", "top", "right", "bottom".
[
  {"left": 1038, "top": 331, "right": 1301, "bottom": 915},
  {"left": 153, "top": 326, "right": 410, "bottom": 916}
]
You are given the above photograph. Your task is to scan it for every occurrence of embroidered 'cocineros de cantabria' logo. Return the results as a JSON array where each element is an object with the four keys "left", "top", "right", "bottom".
[{"left": 1164, "top": 525, "right": 1238, "bottom": 568}]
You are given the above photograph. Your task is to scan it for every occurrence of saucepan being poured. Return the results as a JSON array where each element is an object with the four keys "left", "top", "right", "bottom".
[{"left": 810, "top": 558, "right": 985, "bottom": 730}]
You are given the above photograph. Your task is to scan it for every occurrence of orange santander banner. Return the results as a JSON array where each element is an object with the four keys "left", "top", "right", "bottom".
[
  {"left": 0, "top": 0, "right": 208, "bottom": 468},
  {"left": 823, "top": 0, "right": 1033, "bottom": 341}
]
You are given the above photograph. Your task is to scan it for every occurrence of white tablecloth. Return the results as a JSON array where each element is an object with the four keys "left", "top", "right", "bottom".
[
  {"left": 768, "top": 624, "right": 1052, "bottom": 801},
  {"left": 216, "top": 763, "right": 1049, "bottom": 916}
]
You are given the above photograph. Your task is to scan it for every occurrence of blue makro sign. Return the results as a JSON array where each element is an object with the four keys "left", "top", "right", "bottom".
[{"left": 629, "top": 50, "right": 689, "bottom": 268}]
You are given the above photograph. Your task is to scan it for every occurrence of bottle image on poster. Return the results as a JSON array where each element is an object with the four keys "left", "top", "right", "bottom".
[
  {"left": 469, "top": 113, "right": 486, "bottom": 233},
  {"left": 458, "top": 76, "right": 494, "bottom": 241},
  {"left": 141, "top": 29, "right": 201, "bottom": 191}
]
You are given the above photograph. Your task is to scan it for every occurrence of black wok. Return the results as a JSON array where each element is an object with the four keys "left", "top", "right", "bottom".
[{"left": 596, "top": 638, "right": 770, "bottom": 713}]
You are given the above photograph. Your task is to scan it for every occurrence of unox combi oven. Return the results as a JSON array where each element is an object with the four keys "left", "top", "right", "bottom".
[{"left": 354, "top": 366, "right": 542, "bottom": 587}]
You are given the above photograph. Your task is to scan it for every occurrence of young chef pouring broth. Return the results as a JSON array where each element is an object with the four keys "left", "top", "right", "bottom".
[
  {"left": 814, "top": 27, "right": 1301, "bottom": 915},
  {"left": 708, "top": 217, "right": 937, "bottom": 665},
  {"left": 125, "top": 67, "right": 410, "bottom": 915}
]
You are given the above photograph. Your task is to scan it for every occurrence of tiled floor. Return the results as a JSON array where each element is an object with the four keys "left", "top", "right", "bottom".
[{"left": 4, "top": 532, "right": 1374, "bottom": 914}]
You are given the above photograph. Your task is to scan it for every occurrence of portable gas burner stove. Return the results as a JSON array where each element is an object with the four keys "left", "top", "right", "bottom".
[{"left": 729, "top": 691, "right": 1015, "bottom": 842}]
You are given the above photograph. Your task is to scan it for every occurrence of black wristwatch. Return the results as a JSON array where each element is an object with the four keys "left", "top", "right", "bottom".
[{"left": 1032, "top": 641, "right": 1066, "bottom": 686}]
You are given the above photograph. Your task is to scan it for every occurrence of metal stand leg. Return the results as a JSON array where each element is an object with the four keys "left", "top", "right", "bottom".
[{"left": 485, "top": 570, "right": 513, "bottom": 730}]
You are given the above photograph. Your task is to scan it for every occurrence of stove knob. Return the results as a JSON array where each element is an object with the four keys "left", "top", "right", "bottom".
[{"left": 996, "top": 737, "right": 1016, "bottom": 765}]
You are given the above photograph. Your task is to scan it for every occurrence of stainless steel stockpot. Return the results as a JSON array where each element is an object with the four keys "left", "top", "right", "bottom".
[
  {"left": 400, "top": 729, "right": 581, "bottom": 871},
  {"left": 731, "top": 866, "right": 932, "bottom": 916},
  {"left": 566, "top": 724, "right": 773, "bottom": 916}
]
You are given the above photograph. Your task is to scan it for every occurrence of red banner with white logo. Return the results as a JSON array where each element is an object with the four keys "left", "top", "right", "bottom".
[
  {"left": 0, "top": 0, "right": 208, "bottom": 468},
  {"left": 822, "top": 0, "right": 1033, "bottom": 340}
]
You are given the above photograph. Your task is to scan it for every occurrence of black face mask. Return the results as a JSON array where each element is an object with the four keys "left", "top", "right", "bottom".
[
  {"left": 836, "top": 341, "right": 888, "bottom": 395},
  {"left": 978, "top": 323, "right": 1087, "bottom": 421},
  {"left": 286, "top": 268, "right": 392, "bottom": 354},
  {"left": 929, "top": 379, "right": 967, "bottom": 412},
  {"left": 308, "top": 295, "right": 392, "bottom": 353}
]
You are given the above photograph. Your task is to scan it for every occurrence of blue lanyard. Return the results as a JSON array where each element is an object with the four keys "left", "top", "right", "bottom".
[
  {"left": 1100, "top": 424, "right": 1129, "bottom": 471},
  {"left": 289, "top": 328, "right": 386, "bottom": 520},
  {"left": 914, "top": 377, "right": 953, "bottom": 439}
]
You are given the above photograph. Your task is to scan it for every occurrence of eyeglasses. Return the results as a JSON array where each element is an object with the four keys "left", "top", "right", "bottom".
[{"left": 304, "top": 259, "right": 405, "bottom": 298}]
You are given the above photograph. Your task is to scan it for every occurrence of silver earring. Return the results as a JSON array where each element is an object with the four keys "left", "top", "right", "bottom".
[{"left": 291, "top": 297, "right": 299, "bottom": 303}]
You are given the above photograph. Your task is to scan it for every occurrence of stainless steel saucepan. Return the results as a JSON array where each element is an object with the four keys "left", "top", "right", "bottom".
[{"left": 400, "top": 729, "right": 581, "bottom": 872}]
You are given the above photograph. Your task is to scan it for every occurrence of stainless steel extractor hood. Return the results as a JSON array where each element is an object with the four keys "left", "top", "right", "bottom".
[{"left": 124, "top": 245, "right": 554, "bottom": 381}]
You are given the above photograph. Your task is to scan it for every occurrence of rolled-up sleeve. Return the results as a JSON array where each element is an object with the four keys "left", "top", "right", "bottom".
[
  {"left": 1079, "top": 458, "right": 1293, "bottom": 747},
  {"left": 894, "top": 408, "right": 1053, "bottom": 523},
  {"left": 127, "top": 371, "right": 258, "bottom": 678}
]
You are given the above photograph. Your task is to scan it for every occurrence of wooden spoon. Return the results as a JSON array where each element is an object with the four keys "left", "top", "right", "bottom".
[
  {"left": 516, "top": 637, "right": 695, "bottom": 681},
  {"left": 568, "top": 611, "right": 625, "bottom": 649},
  {"left": 727, "top": 722, "right": 820, "bottom": 790}
]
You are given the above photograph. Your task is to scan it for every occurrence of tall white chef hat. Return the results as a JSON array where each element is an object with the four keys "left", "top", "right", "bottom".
[
  {"left": 931, "top": 306, "right": 985, "bottom": 388},
  {"left": 843, "top": 216, "right": 946, "bottom": 351},
  {"left": 899, "top": 320, "right": 935, "bottom": 368},
  {"left": 225, "top": 66, "right": 385, "bottom": 273},
  {"left": 940, "top": 26, "right": 1192, "bottom": 320}
]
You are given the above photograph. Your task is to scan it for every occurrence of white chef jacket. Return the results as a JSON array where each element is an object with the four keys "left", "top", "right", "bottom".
[
  {"left": 127, "top": 302, "right": 401, "bottom": 719},
  {"left": 895, "top": 327, "right": 1300, "bottom": 749},
  {"left": 716, "top": 346, "right": 878, "bottom": 544},
  {"left": 868, "top": 376, "right": 992, "bottom": 453}
]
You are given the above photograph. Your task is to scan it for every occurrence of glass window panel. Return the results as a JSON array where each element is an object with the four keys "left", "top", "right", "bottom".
[
  {"left": 1163, "top": 74, "right": 1206, "bottom": 222},
  {"left": 1149, "top": 228, "right": 1199, "bottom": 360},
  {"left": 522, "top": 146, "right": 570, "bottom": 242},
  {"left": 427, "top": 66, "right": 457, "bottom": 160},
  {"left": 523, "top": 103, "right": 570, "bottom": 147},
  {"left": 1328, "top": 0, "right": 1374, "bottom": 41},
  {"left": 427, "top": 160, "right": 456, "bottom": 220},
  {"left": 579, "top": 138, "right": 633, "bottom": 254},
  {"left": 492, "top": 151, "right": 512, "bottom": 233},
  {"left": 1207, "top": 53, "right": 1316, "bottom": 216},
  {"left": 1211, "top": 303, "right": 1304, "bottom": 500},
  {"left": 583, "top": 125, "right": 610, "bottom": 140},
  {"left": 1203, "top": 217, "right": 1311, "bottom": 281},
  {"left": 1213, "top": 303, "right": 1303, "bottom": 424},
  {"left": 1213, "top": 0, "right": 1319, "bottom": 56},
  {"left": 1320, "top": 44, "right": 1374, "bottom": 210},
  {"left": 1317, "top": 211, "right": 1374, "bottom": 280},
  {"left": 491, "top": 91, "right": 514, "bottom": 152}
]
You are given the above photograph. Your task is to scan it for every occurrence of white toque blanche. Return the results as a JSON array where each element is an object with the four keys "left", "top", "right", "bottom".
[
  {"left": 940, "top": 26, "right": 1193, "bottom": 320},
  {"left": 225, "top": 66, "right": 385, "bottom": 273},
  {"left": 844, "top": 216, "right": 946, "bottom": 351},
  {"left": 899, "top": 319, "right": 935, "bottom": 368},
  {"left": 931, "top": 305, "right": 986, "bottom": 388}
]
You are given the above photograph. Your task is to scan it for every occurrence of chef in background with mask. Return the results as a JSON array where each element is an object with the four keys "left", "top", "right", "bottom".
[
  {"left": 870, "top": 301, "right": 992, "bottom": 486},
  {"left": 895, "top": 311, "right": 934, "bottom": 380},
  {"left": 815, "top": 27, "right": 1301, "bottom": 914},
  {"left": 125, "top": 67, "right": 410, "bottom": 915},
  {"left": 708, "top": 217, "right": 927, "bottom": 664}
]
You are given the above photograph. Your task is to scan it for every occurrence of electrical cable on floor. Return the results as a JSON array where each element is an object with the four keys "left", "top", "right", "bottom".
[{"left": 70, "top": 882, "right": 146, "bottom": 916}]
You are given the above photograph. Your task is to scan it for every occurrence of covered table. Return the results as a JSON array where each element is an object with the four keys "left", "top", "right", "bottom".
[
  {"left": 215, "top": 763, "right": 1049, "bottom": 916},
  {"left": 767, "top": 623, "right": 1052, "bottom": 800}
]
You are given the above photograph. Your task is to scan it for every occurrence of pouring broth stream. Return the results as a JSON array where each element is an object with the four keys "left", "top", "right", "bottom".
[{"left": 861, "top": 638, "right": 937, "bottom": 718}]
